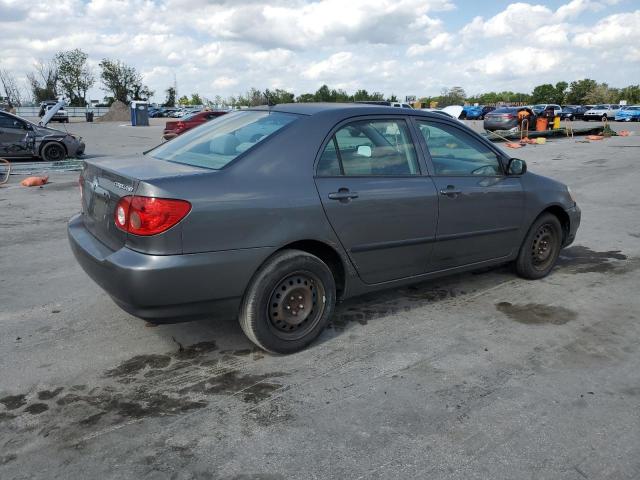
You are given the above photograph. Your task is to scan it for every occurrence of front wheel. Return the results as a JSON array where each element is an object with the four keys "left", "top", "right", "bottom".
[
  {"left": 41, "top": 142, "right": 66, "bottom": 162},
  {"left": 515, "top": 213, "right": 563, "bottom": 279},
  {"left": 239, "top": 249, "right": 336, "bottom": 354}
]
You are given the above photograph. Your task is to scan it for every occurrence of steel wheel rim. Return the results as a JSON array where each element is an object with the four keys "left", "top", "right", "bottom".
[
  {"left": 531, "top": 223, "right": 557, "bottom": 270},
  {"left": 47, "top": 145, "right": 63, "bottom": 161},
  {"left": 267, "top": 271, "right": 325, "bottom": 340}
]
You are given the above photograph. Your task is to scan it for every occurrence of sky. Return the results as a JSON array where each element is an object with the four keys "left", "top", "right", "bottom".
[{"left": 0, "top": 0, "right": 638, "bottom": 103}]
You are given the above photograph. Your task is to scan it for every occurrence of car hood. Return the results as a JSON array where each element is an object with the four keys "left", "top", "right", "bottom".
[{"left": 33, "top": 124, "right": 81, "bottom": 140}]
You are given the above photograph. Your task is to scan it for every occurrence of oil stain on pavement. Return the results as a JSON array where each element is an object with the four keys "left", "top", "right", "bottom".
[
  {"left": 496, "top": 302, "right": 578, "bottom": 325},
  {"left": 556, "top": 246, "right": 633, "bottom": 274},
  {"left": 0, "top": 339, "right": 288, "bottom": 459}
]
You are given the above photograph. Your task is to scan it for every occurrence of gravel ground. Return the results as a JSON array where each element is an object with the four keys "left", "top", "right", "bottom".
[{"left": 1, "top": 119, "right": 639, "bottom": 480}]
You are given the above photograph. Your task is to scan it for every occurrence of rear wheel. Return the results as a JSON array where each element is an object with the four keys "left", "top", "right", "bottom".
[
  {"left": 41, "top": 142, "right": 66, "bottom": 162},
  {"left": 515, "top": 213, "right": 563, "bottom": 279},
  {"left": 239, "top": 249, "right": 336, "bottom": 354}
]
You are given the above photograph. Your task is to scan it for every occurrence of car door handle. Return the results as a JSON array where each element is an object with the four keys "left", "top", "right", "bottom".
[
  {"left": 328, "top": 189, "right": 359, "bottom": 201},
  {"left": 439, "top": 186, "right": 462, "bottom": 197}
]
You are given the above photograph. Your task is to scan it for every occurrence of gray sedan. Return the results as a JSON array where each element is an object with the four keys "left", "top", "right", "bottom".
[
  {"left": 0, "top": 110, "right": 85, "bottom": 161},
  {"left": 69, "top": 104, "right": 580, "bottom": 353}
]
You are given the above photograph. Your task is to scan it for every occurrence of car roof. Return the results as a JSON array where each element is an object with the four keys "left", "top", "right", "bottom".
[{"left": 249, "top": 102, "right": 437, "bottom": 118}]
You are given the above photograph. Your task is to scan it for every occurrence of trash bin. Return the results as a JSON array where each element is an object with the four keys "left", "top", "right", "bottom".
[
  {"left": 85, "top": 111, "right": 94, "bottom": 122},
  {"left": 552, "top": 116, "right": 561, "bottom": 129},
  {"left": 536, "top": 117, "right": 548, "bottom": 131},
  {"left": 130, "top": 102, "right": 149, "bottom": 126}
]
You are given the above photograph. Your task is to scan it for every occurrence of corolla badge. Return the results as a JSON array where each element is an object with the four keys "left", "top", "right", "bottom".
[{"left": 114, "top": 181, "right": 134, "bottom": 192}]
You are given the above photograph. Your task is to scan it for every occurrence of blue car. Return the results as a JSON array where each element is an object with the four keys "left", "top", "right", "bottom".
[
  {"left": 615, "top": 106, "right": 640, "bottom": 122},
  {"left": 461, "top": 105, "right": 495, "bottom": 120}
]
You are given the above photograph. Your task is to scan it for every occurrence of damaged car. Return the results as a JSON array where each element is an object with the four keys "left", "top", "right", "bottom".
[{"left": 0, "top": 110, "right": 85, "bottom": 161}]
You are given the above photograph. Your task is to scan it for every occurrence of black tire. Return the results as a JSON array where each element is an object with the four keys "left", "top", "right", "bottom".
[
  {"left": 601, "top": 115, "right": 607, "bottom": 122},
  {"left": 40, "top": 142, "right": 66, "bottom": 162},
  {"left": 515, "top": 213, "right": 563, "bottom": 280},
  {"left": 239, "top": 249, "right": 336, "bottom": 354}
]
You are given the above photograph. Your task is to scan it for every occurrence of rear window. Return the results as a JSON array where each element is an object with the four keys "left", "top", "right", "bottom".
[
  {"left": 149, "top": 111, "right": 298, "bottom": 169},
  {"left": 492, "top": 107, "right": 516, "bottom": 113}
]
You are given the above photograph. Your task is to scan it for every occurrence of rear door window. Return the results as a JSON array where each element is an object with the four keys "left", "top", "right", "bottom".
[{"left": 317, "top": 119, "right": 419, "bottom": 176}]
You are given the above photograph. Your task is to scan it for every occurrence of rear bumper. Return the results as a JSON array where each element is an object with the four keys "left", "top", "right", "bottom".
[
  {"left": 564, "top": 204, "right": 581, "bottom": 247},
  {"left": 68, "top": 214, "right": 275, "bottom": 322}
]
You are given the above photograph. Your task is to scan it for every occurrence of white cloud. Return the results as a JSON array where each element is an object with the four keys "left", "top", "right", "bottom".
[
  {"left": 0, "top": 0, "right": 636, "bottom": 103},
  {"left": 469, "top": 47, "right": 565, "bottom": 77},
  {"left": 573, "top": 10, "right": 640, "bottom": 48},
  {"left": 407, "top": 33, "right": 454, "bottom": 56}
]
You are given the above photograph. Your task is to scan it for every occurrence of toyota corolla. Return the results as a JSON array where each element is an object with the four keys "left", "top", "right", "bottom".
[{"left": 69, "top": 104, "right": 580, "bottom": 353}]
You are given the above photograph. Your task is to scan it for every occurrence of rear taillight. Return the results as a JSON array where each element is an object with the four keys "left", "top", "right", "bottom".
[
  {"left": 114, "top": 196, "right": 191, "bottom": 236},
  {"left": 176, "top": 121, "right": 185, "bottom": 130}
]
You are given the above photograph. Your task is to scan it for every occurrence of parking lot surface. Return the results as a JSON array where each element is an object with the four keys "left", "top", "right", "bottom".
[{"left": 1, "top": 120, "right": 639, "bottom": 479}]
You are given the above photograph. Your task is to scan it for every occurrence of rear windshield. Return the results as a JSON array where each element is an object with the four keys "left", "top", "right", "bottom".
[
  {"left": 492, "top": 107, "right": 516, "bottom": 113},
  {"left": 149, "top": 110, "right": 298, "bottom": 169}
]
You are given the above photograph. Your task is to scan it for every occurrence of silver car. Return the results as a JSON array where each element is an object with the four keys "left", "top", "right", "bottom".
[{"left": 0, "top": 110, "right": 85, "bottom": 161}]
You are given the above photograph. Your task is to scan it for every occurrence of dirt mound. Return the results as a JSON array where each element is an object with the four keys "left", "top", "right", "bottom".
[{"left": 98, "top": 100, "right": 130, "bottom": 122}]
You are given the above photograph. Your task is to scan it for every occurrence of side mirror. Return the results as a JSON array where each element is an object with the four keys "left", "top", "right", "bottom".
[
  {"left": 507, "top": 158, "right": 527, "bottom": 175},
  {"left": 357, "top": 145, "right": 372, "bottom": 158}
]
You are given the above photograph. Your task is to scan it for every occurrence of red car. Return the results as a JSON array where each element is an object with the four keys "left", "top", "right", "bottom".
[{"left": 163, "top": 110, "right": 227, "bottom": 140}]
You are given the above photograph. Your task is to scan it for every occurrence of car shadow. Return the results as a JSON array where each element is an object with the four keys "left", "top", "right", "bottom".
[{"left": 148, "top": 264, "right": 515, "bottom": 355}]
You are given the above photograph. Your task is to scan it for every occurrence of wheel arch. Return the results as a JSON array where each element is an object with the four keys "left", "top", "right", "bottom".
[
  {"left": 276, "top": 239, "right": 347, "bottom": 301},
  {"left": 538, "top": 204, "right": 570, "bottom": 245}
]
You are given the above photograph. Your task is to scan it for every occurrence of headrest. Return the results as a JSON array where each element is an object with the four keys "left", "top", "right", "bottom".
[{"left": 209, "top": 134, "right": 239, "bottom": 155}]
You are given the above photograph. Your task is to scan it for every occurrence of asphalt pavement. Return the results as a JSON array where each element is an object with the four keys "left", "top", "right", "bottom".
[{"left": 1, "top": 119, "right": 639, "bottom": 479}]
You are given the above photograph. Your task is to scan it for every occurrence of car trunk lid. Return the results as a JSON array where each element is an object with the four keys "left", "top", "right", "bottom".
[{"left": 80, "top": 156, "right": 207, "bottom": 251}]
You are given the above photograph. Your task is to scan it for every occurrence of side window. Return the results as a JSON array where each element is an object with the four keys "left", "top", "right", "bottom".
[
  {"left": 416, "top": 120, "right": 502, "bottom": 176},
  {"left": 0, "top": 114, "right": 17, "bottom": 129},
  {"left": 316, "top": 119, "right": 419, "bottom": 176},
  {"left": 317, "top": 137, "right": 341, "bottom": 176}
]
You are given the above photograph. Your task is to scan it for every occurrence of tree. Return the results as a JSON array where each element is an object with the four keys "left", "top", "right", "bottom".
[
  {"left": 163, "top": 87, "right": 176, "bottom": 107},
  {"left": 554, "top": 81, "right": 568, "bottom": 105},
  {"left": 530, "top": 84, "right": 556, "bottom": 104},
  {"left": 26, "top": 59, "right": 59, "bottom": 103},
  {"left": 178, "top": 95, "right": 190, "bottom": 105},
  {"left": 0, "top": 67, "right": 23, "bottom": 108},
  {"left": 314, "top": 84, "right": 333, "bottom": 102},
  {"left": 583, "top": 83, "right": 615, "bottom": 104},
  {"left": 190, "top": 93, "right": 203, "bottom": 105},
  {"left": 618, "top": 85, "right": 640, "bottom": 104},
  {"left": 566, "top": 79, "right": 598, "bottom": 105},
  {"left": 55, "top": 49, "right": 94, "bottom": 106},
  {"left": 99, "top": 59, "right": 151, "bottom": 104},
  {"left": 264, "top": 88, "right": 294, "bottom": 104},
  {"left": 437, "top": 86, "right": 466, "bottom": 107},
  {"left": 295, "top": 93, "right": 315, "bottom": 103}
]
